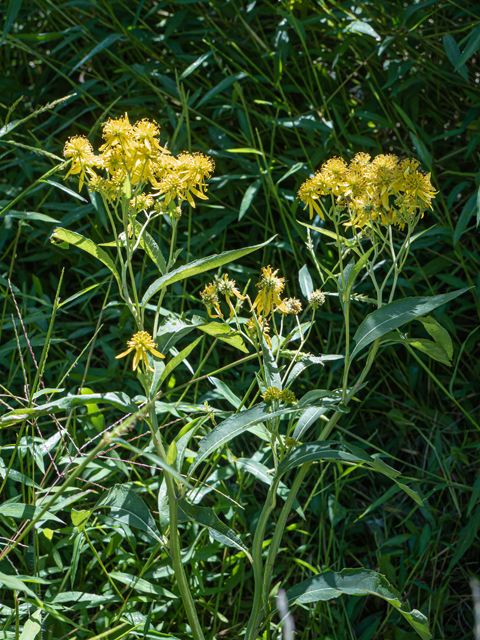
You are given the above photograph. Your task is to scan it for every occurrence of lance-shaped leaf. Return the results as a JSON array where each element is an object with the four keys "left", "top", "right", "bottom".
[
  {"left": 195, "top": 320, "right": 248, "bottom": 353},
  {"left": 352, "top": 288, "right": 470, "bottom": 358},
  {"left": 157, "top": 336, "right": 202, "bottom": 388},
  {"left": 141, "top": 237, "right": 274, "bottom": 307},
  {"left": 179, "top": 498, "right": 252, "bottom": 562},
  {"left": 187, "top": 403, "right": 303, "bottom": 477},
  {"left": 94, "top": 484, "right": 161, "bottom": 543},
  {"left": 277, "top": 441, "right": 422, "bottom": 505},
  {"left": 51, "top": 228, "right": 120, "bottom": 285},
  {"left": 284, "top": 568, "right": 431, "bottom": 640},
  {"left": 0, "top": 502, "right": 64, "bottom": 524},
  {"left": 0, "top": 571, "right": 38, "bottom": 599},
  {"left": 0, "top": 392, "right": 137, "bottom": 427}
]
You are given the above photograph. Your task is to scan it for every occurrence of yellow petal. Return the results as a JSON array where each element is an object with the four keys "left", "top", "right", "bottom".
[
  {"left": 115, "top": 347, "right": 134, "bottom": 359},
  {"left": 148, "top": 348, "right": 165, "bottom": 359},
  {"left": 132, "top": 350, "right": 141, "bottom": 371}
]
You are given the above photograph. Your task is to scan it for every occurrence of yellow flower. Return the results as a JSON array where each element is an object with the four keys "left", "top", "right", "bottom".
[
  {"left": 63, "top": 135, "right": 97, "bottom": 190},
  {"left": 200, "top": 283, "right": 223, "bottom": 319},
  {"left": 282, "top": 297, "right": 303, "bottom": 315},
  {"left": 297, "top": 173, "right": 330, "bottom": 219},
  {"left": 115, "top": 330, "right": 164, "bottom": 372},
  {"left": 130, "top": 193, "right": 154, "bottom": 211},
  {"left": 133, "top": 118, "right": 169, "bottom": 154},
  {"left": 100, "top": 113, "right": 134, "bottom": 152},
  {"left": 252, "top": 266, "right": 288, "bottom": 316},
  {"left": 216, "top": 274, "right": 246, "bottom": 318},
  {"left": 402, "top": 171, "right": 437, "bottom": 210}
]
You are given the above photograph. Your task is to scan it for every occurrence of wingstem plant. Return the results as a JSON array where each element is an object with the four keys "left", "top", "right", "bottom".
[{"left": 1, "top": 115, "right": 469, "bottom": 640}]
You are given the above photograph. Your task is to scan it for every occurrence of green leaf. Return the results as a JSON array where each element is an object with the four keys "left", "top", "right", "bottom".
[
  {"left": 58, "top": 283, "right": 102, "bottom": 308},
  {"left": 19, "top": 609, "right": 42, "bottom": 640},
  {"left": 197, "top": 72, "right": 248, "bottom": 107},
  {"left": 0, "top": 571, "right": 38, "bottom": 599},
  {"left": 408, "top": 338, "right": 452, "bottom": 366},
  {"left": 261, "top": 336, "right": 282, "bottom": 389},
  {"left": 195, "top": 320, "right": 249, "bottom": 353},
  {"left": 238, "top": 178, "right": 261, "bottom": 221},
  {"left": 187, "top": 404, "right": 303, "bottom": 477},
  {"left": 110, "top": 572, "right": 177, "bottom": 599},
  {"left": 42, "top": 179, "right": 87, "bottom": 202},
  {"left": 284, "top": 568, "right": 431, "bottom": 640},
  {"left": 69, "top": 33, "right": 122, "bottom": 75},
  {"left": 351, "top": 288, "right": 470, "bottom": 358},
  {"left": 166, "top": 441, "right": 177, "bottom": 467},
  {"left": 347, "top": 20, "right": 380, "bottom": 39},
  {"left": 467, "top": 474, "right": 480, "bottom": 517},
  {"left": 298, "top": 264, "right": 314, "bottom": 298},
  {"left": 2, "top": 211, "right": 60, "bottom": 224},
  {"left": 443, "top": 34, "right": 469, "bottom": 81},
  {"left": 178, "top": 498, "right": 252, "bottom": 561},
  {"left": 94, "top": 484, "right": 161, "bottom": 543},
  {"left": 158, "top": 336, "right": 202, "bottom": 388},
  {"left": 0, "top": 502, "right": 64, "bottom": 523},
  {"left": 454, "top": 23, "right": 480, "bottom": 71},
  {"left": 135, "top": 223, "right": 166, "bottom": 274},
  {"left": 179, "top": 51, "right": 213, "bottom": 80},
  {"left": 51, "top": 228, "right": 120, "bottom": 285},
  {"left": 71, "top": 509, "right": 92, "bottom": 532},
  {"left": 419, "top": 316, "right": 453, "bottom": 360},
  {"left": 346, "top": 247, "right": 375, "bottom": 297},
  {"left": 141, "top": 237, "right": 274, "bottom": 307},
  {"left": 1, "top": 0, "right": 23, "bottom": 45},
  {"left": 0, "top": 392, "right": 137, "bottom": 427},
  {"left": 277, "top": 442, "right": 423, "bottom": 505}
]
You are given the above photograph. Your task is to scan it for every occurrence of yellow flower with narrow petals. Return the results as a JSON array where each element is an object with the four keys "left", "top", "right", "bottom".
[
  {"left": 216, "top": 274, "right": 246, "bottom": 319},
  {"left": 200, "top": 283, "right": 223, "bottom": 319},
  {"left": 115, "top": 330, "right": 164, "bottom": 372},
  {"left": 63, "top": 135, "right": 97, "bottom": 190},
  {"left": 252, "top": 266, "right": 288, "bottom": 316}
]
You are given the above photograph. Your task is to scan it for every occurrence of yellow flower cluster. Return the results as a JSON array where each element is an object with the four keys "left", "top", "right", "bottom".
[
  {"left": 63, "top": 113, "right": 214, "bottom": 208},
  {"left": 297, "top": 153, "right": 437, "bottom": 229}
]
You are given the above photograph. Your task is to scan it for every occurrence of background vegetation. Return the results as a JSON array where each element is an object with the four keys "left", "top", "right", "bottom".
[{"left": 1, "top": 0, "right": 480, "bottom": 638}]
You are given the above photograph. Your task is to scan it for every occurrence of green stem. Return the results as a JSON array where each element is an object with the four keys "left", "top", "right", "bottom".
[
  {"left": 148, "top": 409, "right": 205, "bottom": 640},
  {"left": 244, "top": 478, "right": 281, "bottom": 640},
  {"left": 251, "top": 338, "right": 382, "bottom": 636}
]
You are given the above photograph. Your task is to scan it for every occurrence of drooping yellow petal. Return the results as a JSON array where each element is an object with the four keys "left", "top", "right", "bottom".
[
  {"left": 148, "top": 347, "right": 165, "bottom": 359},
  {"left": 115, "top": 347, "right": 134, "bottom": 359},
  {"left": 132, "top": 350, "right": 141, "bottom": 371}
]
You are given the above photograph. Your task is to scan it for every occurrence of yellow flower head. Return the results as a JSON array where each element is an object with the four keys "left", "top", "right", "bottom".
[
  {"left": 215, "top": 274, "right": 246, "bottom": 318},
  {"left": 130, "top": 193, "right": 154, "bottom": 211},
  {"left": 283, "top": 297, "right": 303, "bottom": 315},
  {"left": 100, "top": 113, "right": 134, "bottom": 152},
  {"left": 252, "top": 266, "right": 288, "bottom": 316},
  {"left": 115, "top": 330, "right": 164, "bottom": 372},
  {"left": 63, "top": 135, "right": 97, "bottom": 190},
  {"left": 262, "top": 386, "right": 282, "bottom": 404},
  {"left": 133, "top": 118, "right": 168, "bottom": 154},
  {"left": 200, "top": 282, "right": 223, "bottom": 319}
]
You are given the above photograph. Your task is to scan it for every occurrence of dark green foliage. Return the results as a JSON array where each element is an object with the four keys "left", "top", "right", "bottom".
[{"left": 1, "top": 1, "right": 480, "bottom": 639}]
